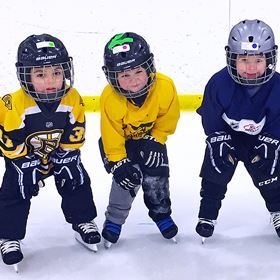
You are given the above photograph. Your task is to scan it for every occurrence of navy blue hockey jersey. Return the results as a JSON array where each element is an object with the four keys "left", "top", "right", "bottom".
[{"left": 197, "top": 67, "right": 280, "bottom": 138}]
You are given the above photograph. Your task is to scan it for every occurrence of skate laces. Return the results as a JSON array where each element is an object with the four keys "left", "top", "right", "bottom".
[
  {"left": 78, "top": 221, "right": 99, "bottom": 234},
  {"left": 198, "top": 218, "right": 215, "bottom": 227},
  {"left": 0, "top": 240, "right": 21, "bottom": 254},
  {"left": 270, "top": 212, "right": 280, "bottom": 229}
]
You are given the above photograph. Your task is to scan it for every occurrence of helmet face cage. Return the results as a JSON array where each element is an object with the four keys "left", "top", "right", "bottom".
[
  {"left": 226, "top": 19, "right": 278, "bottom": 86},
  {"left": 103, "top": 32, "right": 156, "bottom": 98},
  {"left": 16, "top": 59, "right": 74, "bottom": 102},
  {"left": 103, "top": 55, "right": 156, "bottom": 98},
  {"left": 226, "top": 49, "right": 277, "bottom": 85},
  {"left": 16, "top": 34, "right": 74, "bottom": 102}
]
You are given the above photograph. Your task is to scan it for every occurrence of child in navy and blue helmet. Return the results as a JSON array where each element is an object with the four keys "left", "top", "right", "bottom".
[{"left": 195, "top": 19, "right": 280, "bottom": 241}]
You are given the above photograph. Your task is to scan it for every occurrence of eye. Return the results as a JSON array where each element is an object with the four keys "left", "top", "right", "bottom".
[
  {"left": 135, "top": 69, "right": 144, "bottom": 74},
  {"left": 256, "top": 58, "right": 265, "bottom": 63},
  {"left": 119, "top": 73, "right": 130, "bottom": 78},
  {"left": 238, "top": 58, "right": 247, "bottom": 63},
  {"left": 54, "top": 70, "right": 63, "bottom": 76},
  {"left": 36, "top": 73, "right": 44, "bottom": 78}
]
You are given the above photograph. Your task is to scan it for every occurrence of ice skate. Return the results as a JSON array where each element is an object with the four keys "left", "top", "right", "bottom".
[
  {"left": 270, "top": 212, "right": 280, "bottom": 237},
  {"left": 155, "top": 216, "right": 178, "bottom": 242},
  {"left": 0, "top": 239, "right": 23, "bottom": 272},
  {"left": 72, "top": 220, "right": 101, "bottom": 252},
  {"left": 195, "top": 218, "right": 215, "bottom": 244},
  {"left": 102, "top": 220, "right": 122, "bottom": 249}
]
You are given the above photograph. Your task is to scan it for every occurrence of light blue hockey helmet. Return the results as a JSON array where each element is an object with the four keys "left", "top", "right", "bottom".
[{"left": 225, "top": 19, "right": 278, "bottom": 85}]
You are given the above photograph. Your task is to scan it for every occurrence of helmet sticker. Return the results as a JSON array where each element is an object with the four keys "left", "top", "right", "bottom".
[
  {"left": 36, "top": 41, "right": 55, "bottom": 49},
  {"left": 241, "top": 42, "right": 259, "bottom": 51},
  {"left": 112, "top": 44, "right": 130, "bottom": 54},
  {"left": 108, "top": 33, "right": 133, "bottom": 49}
]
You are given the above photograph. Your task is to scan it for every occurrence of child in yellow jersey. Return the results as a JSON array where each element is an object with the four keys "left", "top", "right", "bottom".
[
  {"left": 99, "top": 32, "right": 180, "bottom": 247},
  {"left": 0, "top": 34, "right": 100, "bottom": 269}
]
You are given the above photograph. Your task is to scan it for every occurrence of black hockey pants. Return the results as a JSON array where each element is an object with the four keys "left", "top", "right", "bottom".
[
  {"left": 198, "top": 134, "right": 280, "bottom": 220},
  {"left": 0, "top": 159, "right": 97, "bottom": 240}
]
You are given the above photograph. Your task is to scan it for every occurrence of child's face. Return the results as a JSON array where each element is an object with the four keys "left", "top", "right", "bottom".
[
  {"left": 31, "top": 65, "right": 64, "bottom": 93},
  {"left": 236, "top": 54, "right": 266, "bottom": 79},
  {"left": 117, "top": 67, "right": 149, "bottom": 93}
]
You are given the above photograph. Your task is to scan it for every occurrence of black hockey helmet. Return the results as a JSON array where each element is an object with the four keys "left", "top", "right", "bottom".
[
  {"left": 102, "top": 32, "right": 156, "bottom": 98},
  {"left": 16, "top": 34, "right": 74, "bottom": 102}
]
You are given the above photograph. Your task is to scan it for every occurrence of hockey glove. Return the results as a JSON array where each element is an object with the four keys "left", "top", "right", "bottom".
[
  {"left": 11, "top": 154, "right": 44, "bottom": 200},
  {"left": 140, "top": 135, "right": 167, "bottom": 168},
  {"left": 50, "top": 148, "right": 85, "bottom": 187},
  {"left": 111, "top": 158, "right": 142, "bottom": 190},
  {"left": 206, "top": 131, "right": 237, "bottom": 174},
  {"left": 250, "top": 133, "right": 280, "bottom": 176}
]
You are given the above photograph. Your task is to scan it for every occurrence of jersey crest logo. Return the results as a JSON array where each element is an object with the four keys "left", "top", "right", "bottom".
[
  {"left": 26, "top": 129, "right": 64, "bottom": 157},
  {"left": 2, "top": 94, "right": 12, "bottom": 110},
  {"left": 126, "top": 122, "right": 154, "bottom": 139},
  {"left": 222, "top": 113, "right": 266, "bottom": 135}
]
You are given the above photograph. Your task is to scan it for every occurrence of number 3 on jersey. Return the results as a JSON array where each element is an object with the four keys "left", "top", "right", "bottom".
[{"left": 69, "top": 127, "right": 85, "bottom": 142}]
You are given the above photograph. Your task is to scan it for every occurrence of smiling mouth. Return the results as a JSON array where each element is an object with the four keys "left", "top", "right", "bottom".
[
  {"left": 243, "top": 73, "right": 258, "bottom": 79},
  {"left": 46, "top": 88, "right": 57, "bottom": 93},
  {"left": 129, "top": 85, "right": 143, "bottom": 92}
]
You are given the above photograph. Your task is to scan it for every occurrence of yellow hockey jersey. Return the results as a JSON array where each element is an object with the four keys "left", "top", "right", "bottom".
[
  {"left": 0, "top": 88, "right": 85, "bottom": 159},
  {"left": 100, "top": 72, "right": 180, "bottom": 162}
]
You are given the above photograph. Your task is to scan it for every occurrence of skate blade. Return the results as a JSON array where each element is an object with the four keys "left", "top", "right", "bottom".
[
  {"left": 171, "top": 236, "right": 177, "bottom": 244},
  {"left": 104, "top": 239, "right": 112, "bottom": 249},
  {"left": 13, "top": 264, "right": 19, "bottom": 273},
  {"left": 75, "top": 233, "right": 98, "bottom": 252},
  {"left": 201, "top": 237, "right": 206, "bottom": 244}
]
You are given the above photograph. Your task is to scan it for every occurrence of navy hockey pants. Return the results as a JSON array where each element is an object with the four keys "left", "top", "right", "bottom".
[
  {"left": 198, "top": 133, "right": 280, "bottom": 220},
  {"left": 0, "top": 160, "right": 97, "bottom": 240},
  {"left": 99, "top": 138, "right": 172, "bottom": 224}
]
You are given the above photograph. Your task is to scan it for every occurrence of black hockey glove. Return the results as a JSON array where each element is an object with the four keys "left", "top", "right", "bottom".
[
  {"left": 50, "top": 148, "right": 85, "bottom": 187},
  {"left": 140, "top": 135, "right": 167, "bottom": 168},
  {"left": 111, "top": 158, "right": 142, "bottom": 190},
  {"left": 206, "top": 131, "right": 237, "bottom": 174},
  {"left": 11, "top": 154, "right": 45, "bottom": 200},
  {"left": 250, "top": 133, "right": 280, "bottom": 176}
]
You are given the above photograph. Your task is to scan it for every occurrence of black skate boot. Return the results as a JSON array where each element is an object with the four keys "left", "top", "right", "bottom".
[
  {"left": 155, "top": 216, "right": 178, "bottom": 242},
  {"left": 270, "top": 212, "right": 280, "bottom": 237},
  {"left": 102, "top": 220, "right": 122, "bottom": 248},
  {"left": 196, "top": 218, "right": 215, "bottom": 243},
  {"left": 0, "top": 239, "right": 23, "bottom": 272},
  {"left": 72, "top": 220, "right": 101, "bottom": 252}
]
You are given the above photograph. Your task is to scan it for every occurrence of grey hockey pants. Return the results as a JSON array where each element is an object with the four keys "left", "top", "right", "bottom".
[{"left": 105, "top": 174, "right": 171, "bottom": 225}]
